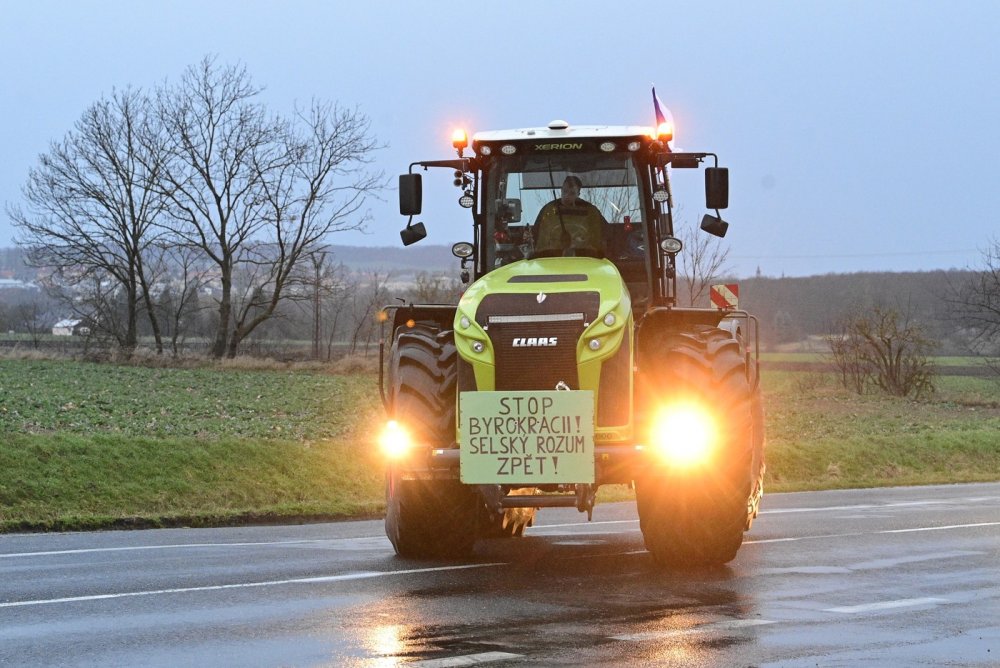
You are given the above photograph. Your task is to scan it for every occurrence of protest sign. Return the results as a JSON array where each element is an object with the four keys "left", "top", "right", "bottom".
[{"left": 459, "top": 391, "right": 594, "bottom": 484}]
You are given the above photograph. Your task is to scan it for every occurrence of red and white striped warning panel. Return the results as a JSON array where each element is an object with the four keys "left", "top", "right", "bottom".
[{"left": 710, "top": 283, "right": 739, "bottom": 309}]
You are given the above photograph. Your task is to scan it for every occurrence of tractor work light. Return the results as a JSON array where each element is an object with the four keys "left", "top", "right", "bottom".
[
  {"left": 451, "top": 128, "right": 468, "bottom": 151},
  {"left": 379, "top": 420, "right": 413, "bottom": 459},
  {"left": 650, "top": 402, "right": 717, "bottom": 468},
  {"left": 660, "top": 237, "right": 683, "bottom": 254},
  {"left": 656, "top": 121, "right": 674, "bottom": 142}
]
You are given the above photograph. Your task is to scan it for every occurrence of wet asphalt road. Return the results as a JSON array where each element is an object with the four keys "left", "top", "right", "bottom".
[{"left": 1, "top": 482, "right": 998, "bottom": 667}]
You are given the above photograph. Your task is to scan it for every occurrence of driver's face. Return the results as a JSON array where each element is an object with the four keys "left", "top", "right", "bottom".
[{"left": 560, "top": 179, "right": 580, "bottom": 204}]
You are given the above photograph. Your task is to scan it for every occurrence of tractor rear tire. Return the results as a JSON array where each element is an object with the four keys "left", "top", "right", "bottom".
[
  {"left": 635, "top": 326, "right": 756, "bottom": 567},
  {"left": 384, "top": 327, "right": 480, "bottom": 559}
]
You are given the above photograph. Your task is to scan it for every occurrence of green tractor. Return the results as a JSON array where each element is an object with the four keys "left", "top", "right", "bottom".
[{"left": 379, "top": 118, "right": 764, "bottom": 567}]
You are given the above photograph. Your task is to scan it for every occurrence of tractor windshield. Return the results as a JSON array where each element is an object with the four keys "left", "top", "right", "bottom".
[
  {"left": 486, "top": 154, "right": 645, "bottom": 263},
  {"left": 484, "top": 152, "right": 650, "bottom": 303}
]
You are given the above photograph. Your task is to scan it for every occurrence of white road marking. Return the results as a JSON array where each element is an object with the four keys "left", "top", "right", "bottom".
[
  {"left": 0, "top": 537, "right": 390, "bottom": 559},
  {"left": 0, "top": 562, "right": 507, "bottom": 609},
  {"left": 612, "top": 618, "right": 775, "bottom": 641},
  {"left": 743, "top": 522, "right": 1000, "bottom": 547},
  {"left": 0, "top": 541, "right": 312, "bottom": 559},
  {"left": 760, "top": 504, "right": 881, "bottom": 515},
  {"left": 848, "top": 550, "right": 982, "bottom": 570},
  {"left": 758, "top": 551, "right": 982, "bottom": 575},
  {"left": 824, "top": 597, "right": 949, "bottom": 614},
  {"left": 409, "top": 652, "right": 525, "bottom": 667},
  {"left": 879, "top": 522, "right": 1000, "bottom": 534},
  {"left": 758, "top": 566, "right": 852, "bottom": 575},
  {"left": 745, "top": 537, "right": 801, "bottom": 544},
  {"left": 761, "top": 500, "right": 949, "bottom": 515}
]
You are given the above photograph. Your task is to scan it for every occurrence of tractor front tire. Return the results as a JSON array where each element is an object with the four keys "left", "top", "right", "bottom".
[
  {"left": 636, "top": 326, "right": 756, "bottom": 567},
  {"left": 384, "top": 327, "right": 480, "bottom": 559}
]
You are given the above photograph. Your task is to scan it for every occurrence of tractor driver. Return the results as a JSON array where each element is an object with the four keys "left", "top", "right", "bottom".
[{"left": 531, "top": 175, "right": 608, "bottom": 258}]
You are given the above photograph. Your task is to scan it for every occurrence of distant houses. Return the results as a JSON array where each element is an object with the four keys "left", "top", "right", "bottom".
[
  {"left": 52, "top": 319, "right": 90, "bottom": 337},
  {"left": 0, "top": 277, "right": 39, "bottom": 291}
]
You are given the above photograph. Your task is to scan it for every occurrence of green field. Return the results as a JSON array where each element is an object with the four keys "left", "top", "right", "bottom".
[
  {"left": 1, "top": 358, "right": 998, "bottom": 531},
  {"left": 0, "top": 360, "right": 385, "bottom": 531}
]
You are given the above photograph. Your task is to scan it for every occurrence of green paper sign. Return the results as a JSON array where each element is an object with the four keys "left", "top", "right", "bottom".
[{"left": 459, "top": 391, "right": 595, "bottom": 484}]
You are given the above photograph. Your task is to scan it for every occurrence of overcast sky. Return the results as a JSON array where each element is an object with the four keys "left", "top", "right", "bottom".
[{"left": 1, "top": 0, "right": 997, "bottom": 277}]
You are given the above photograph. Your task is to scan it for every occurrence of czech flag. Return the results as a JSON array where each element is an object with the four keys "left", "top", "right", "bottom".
[
  {"left": 652, "top": 86, "right": 668, "bottom": 126},
  {"left": 651, "top": 86, "right": 674, "bottom": 141}
]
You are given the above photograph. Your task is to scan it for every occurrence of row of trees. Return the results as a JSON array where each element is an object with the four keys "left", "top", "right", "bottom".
[
  {"left": 0, "top": 267, "right": 459, "bottom": 360},
  {"left": 8, "top": 57, "right": 383, "bottom": 358}
]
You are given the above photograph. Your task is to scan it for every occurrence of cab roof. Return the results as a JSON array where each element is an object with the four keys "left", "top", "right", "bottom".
[{"left": 472, "top": 121, "right": 653, "bottom": 144}]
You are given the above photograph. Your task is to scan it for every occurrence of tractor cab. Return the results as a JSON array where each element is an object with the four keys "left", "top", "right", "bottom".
[{"left": 398, "top": 119, "right": 730, "bottom": 316}]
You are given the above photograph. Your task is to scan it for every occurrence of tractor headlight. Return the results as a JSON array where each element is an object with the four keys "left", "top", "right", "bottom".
[
  {"left": 650, "top": 403, "right": 717, "bottom": 468},
  {"left": 580, "top": 299, "right": 629, "bottom": 363},
  {"left": 379, "top": 420, "right": 413, "bottom": 459}
]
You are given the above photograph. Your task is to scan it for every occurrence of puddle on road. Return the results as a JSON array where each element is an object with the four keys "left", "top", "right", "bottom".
[{"left": 325, "top": 564, "right": 765, "bottom": 666}]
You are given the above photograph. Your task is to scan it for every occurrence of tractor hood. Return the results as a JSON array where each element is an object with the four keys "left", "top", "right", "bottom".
[
  {"left": 459, "top": 257, "right": 629, "bottom": 325},
  {"left": 453, "top": 257, "right": 632, "bottom": 380}
]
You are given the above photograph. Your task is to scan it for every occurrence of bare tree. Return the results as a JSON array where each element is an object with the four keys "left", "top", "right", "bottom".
[
  {"left": 675, "top": 215, "right": 731, "bottom": 307},
  {"left": 406, "top": 271, "right": 463, "bottom": 303},
  {"left": 950, "top": 239, "right": 1000, "bottom": 370},
  {"left": 308, "top": 251, "right": 327, "bottom": 358},
  {"left": 9, "top": 88, "right": 167, "bottom": 355},
  {"left": 322, "top": 263, "right": 355, "bottom": 360},
  {"left": 224, "top": 102, "right": 382, "bottom": 357},
  {"left": 300, "top": 251, "right": 355, "bottom": 359},
  {"left": 155, "top": 57, "right": 382, "bottom": 358},
  {"left": 148, "top": 243, "right": 208, "bottom": 356},
  {"left": 11, "top": 299, "right": 53, "bottom": 348},
  {"left": 348, "top": 268, "right": 391, "bottom": 356},
  {"left": 827, "top": 306, "right": 936, "bottom": 398},
  {"left": 154, "top": 58, "right": 277, "bottom": 358}
]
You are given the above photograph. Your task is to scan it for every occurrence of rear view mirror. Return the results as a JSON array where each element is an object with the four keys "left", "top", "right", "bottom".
[
  {"left": 499, "top": 198, "right": 522, "bottom": 223},
  {"left": 399, "top": 174, "right": 422, "bottom": 216},
  {"left": 705, "top": 167, "right": 729, "bottom": 210},
  {"left": 400, "top": 221, "right": 427, "bottom": 246},
  {"left": 700, "top": 214, "right": 729, "bottom": 238}
]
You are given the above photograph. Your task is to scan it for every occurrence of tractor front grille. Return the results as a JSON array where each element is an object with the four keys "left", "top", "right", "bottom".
[
  {"left": 477, "top": 291, "right": 600, "bottom": 392},
  {"left": 489, "top": 314, "right": 583, "bottom": 391}
]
